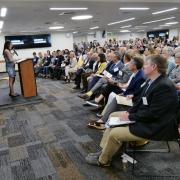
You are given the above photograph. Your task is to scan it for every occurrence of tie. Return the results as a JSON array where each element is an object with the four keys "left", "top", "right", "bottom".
[
  {"left": 109, "top": 63, "right": 116, "bottom": 71},
  {"left": 142, "top": 80, "right": 152, "bottom": 96}
]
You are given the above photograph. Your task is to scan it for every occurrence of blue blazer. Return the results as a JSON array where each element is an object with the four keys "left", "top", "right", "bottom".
[
  {"left": 123, "top": 69, "right": 146, "bottom": 96},
  {"left": 108, "top": 61, "right": 124, "bottom": 76}
]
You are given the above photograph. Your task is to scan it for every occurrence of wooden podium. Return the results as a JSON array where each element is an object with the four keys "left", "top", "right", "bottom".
[{"left": 17, "top": 59, "right": 37, "bottom": 98}]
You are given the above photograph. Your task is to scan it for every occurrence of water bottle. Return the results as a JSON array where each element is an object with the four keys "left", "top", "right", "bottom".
[{"left": 122, "top": 157, "right": 128, "bottom": 172}]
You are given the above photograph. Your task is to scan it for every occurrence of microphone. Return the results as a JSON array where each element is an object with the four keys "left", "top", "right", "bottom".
[{"left": 12, "top": 47, "right": 18, "bottom": 56}]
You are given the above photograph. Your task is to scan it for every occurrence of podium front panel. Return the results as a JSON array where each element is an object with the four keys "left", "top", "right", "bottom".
[{"left": 18, "top": 59, "right": 37, "bottom": 97}]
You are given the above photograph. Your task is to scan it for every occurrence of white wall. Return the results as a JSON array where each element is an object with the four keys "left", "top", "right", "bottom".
[
  {"left": 169, "top": 28, "right": 180, "bottom": 40},
  {"left": 73, "top": 35, "right": 87, "bottom": 43},
  {"left": 73, "top": 32, "right": 146, "bottom": 44},
  {"left": 0, "top": 32, "right": 73, "bottom": 60},
  {"left": 108, "top": 32, "right": 146, "bottom": 41}
]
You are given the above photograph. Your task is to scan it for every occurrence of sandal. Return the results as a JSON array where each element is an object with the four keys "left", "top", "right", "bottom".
[
  {"left": 89, "top": 119, "right": 104, "bottom": 124},
  {"left": 9, "top": 93, "right": 20, "bottom": 97},
  {"left": 87, "top": 120, "right": 105, "bottom": 130}
]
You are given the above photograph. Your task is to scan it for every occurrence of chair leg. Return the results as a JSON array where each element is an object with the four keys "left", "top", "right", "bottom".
[
  {"left": 132, "top": 146, "right": 136, "bottom": 175},
  {"left": 166, "top": 141, "right": 171, "bottom": 153}
]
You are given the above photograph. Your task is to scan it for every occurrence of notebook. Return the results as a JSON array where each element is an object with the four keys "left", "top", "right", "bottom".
[
  {"left": 105, "top": 117, "right": 135, "bottom": 128},
  {"left": 116, "top": 95, "right": 133, "bottom": 106}
]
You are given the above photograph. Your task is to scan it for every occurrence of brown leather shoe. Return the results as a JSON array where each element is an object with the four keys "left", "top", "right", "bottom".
[
  {"left": 130, "top": 140, "right": 149, "bottom": 147},
  {"left": 78, "top": 94, "right": 90, "bottom": 99}
]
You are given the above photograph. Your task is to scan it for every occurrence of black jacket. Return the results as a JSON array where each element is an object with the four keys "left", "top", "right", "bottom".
[{"left": 128, "top": 75, "right": 179, "bottom": 141}]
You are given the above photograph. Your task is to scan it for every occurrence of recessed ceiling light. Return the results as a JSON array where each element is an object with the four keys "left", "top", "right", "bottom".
[
  {"left": 166, "top": 21, "right": 179, "bottom": 25},
  {"left": 119, "top": 7, "right": 149, "bottom": 10},
  {"left": 108, "top": 18, "right": 135, "bottom": 26},
  {"left": 152, "top": 8, "right": 178, "bottom": 15},
  {"left": 120, "top": 30, "right": 131, "bottom": 33},
  {"left": 143, "top": 17, "right": 175, "bottom": 24},
  {"left": 0, "top": 8, "right": 7, "bottom": 17},
  {"left": 89, "top": 26, "right": 99, "bottom": 30},
  {"left": 71, "top": 15, "right": 93, "bottom": 20},
  {"left": 0, "top": 21, "right": 4, "bottom": 29},
  {"left": 50, "top": 7, "right": 88, "bottom": 11},
  {"left": 120, "top": 25, "right": 132, "bottom": 29},
  {"left": 49, "top": 26, "right": 64, "bottom": 30}
]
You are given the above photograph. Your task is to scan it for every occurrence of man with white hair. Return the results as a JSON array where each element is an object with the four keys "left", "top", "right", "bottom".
[
  {"left": 169, "top": 47, "right": 180, "bottom": 95},
  {"left": 162, "top": 46, "right": 176, "bottom": 76}
]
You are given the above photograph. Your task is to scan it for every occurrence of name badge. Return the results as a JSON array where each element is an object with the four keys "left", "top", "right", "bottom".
[
  {"left": 142, "top": 97, "right": 148, "bottom": 105},
  {"left": 119, "top": 71, "right": 123, "bottom": 76},
  {"left": 114, "top": 67, "right": 119, "bottom": 72}
]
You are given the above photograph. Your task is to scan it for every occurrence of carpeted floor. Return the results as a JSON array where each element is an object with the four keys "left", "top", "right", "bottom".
[{"left": 0, "top": 74, "right": 179, "bottom": 180}]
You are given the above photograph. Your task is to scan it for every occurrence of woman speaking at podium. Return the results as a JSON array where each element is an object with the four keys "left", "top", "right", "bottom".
[{"left": 3, "top": 40, "right": 19, "bottom": 97}]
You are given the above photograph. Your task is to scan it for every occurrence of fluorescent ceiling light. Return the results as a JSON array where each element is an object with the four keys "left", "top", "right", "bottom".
[
  {"left": 50, "top": 7, "right": 88, "bottom": 10},
  {"left": 143, "top": 17, "right": 175, "bottom": 24},
  {"left": 152, "top": 8, "right": 178, "bottom": 15},
  {"left": 71, "top": 15, "right": 93, "bottom": 20},
  {"left": 120, "top": 30, "right": 131, "bottom": 33},
  {"left": 120, "top": 25, "right": 132, "bottom": 28},
  {"left": 120, "top": 7, "right": 149, "bottom": 10},
  {"left": 153, "top": 27, "right": 162, "bottom": 30},
  {"left": 88, "top": 32, "right": 95, "bottom": 35},
  {"left": 89, "top": 26, "right": 99, "bottom": 30},
  {"left": 159, "top": 24, "right": 171, "bottom": 27},
  {"left": 108, "top": 18, "right": 135, "bottom": 26},
  {"left": 73, "top": 31, "right": 78, "bottom": 34},
  {"left": 1, "top": 8, "right": 7, "bottom": 17},
  {"left": 134, "top": 26, "right": 148, "bottom": 29},
  {"left": 49, "top": 26, "right": 64, "bottom": 30},
  {"left": 0, "top": 21, "right": 4, "bottom": 29},
  {"left": 137, "top": 30, "right": 145, "bottom": 32},
  {"left": 166, "top": 21, "right": 179, "bottom": 25}
]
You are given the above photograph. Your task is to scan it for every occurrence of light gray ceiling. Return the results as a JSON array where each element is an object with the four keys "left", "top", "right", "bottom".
[{"left": 0, "top": 0, "right": 180, "bottom": 35}]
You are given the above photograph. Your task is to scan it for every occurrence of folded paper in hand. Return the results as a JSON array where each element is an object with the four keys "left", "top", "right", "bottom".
[
  {"left": 105, "top": 117, "right": 135, "bottom": 128},
  {"left": 103, "top": 70, "right": 113, "bottom": 79},
  {"left": 95, "top": 74, "right": 104, "bottom": 78},
  {"left": 116, "top": 95, "right": 133, "bottom": 106}
]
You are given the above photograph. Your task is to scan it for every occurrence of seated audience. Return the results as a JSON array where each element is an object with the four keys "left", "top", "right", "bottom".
[
  {"left": 34, "top": 52, "right": 44, "bottom": 76},
  {"left": 79, "top": 51, "right": 124, "bottom": 100},
  {"left": 85, "top": 54, "right": 179, "bottom": 167},
  {"left": 64, "top": 52, "right": 77, "bottom": 83}
]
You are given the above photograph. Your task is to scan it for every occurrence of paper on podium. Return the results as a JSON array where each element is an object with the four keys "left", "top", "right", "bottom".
[
  {"left": 16, "top": 59, "right": 28, "bottom": 63},
  {"left": 105, "top": 117, "right": 135, "bottom": 128},
  {"left": 116, "top": 95, "right": 133, "bottom": 106}
]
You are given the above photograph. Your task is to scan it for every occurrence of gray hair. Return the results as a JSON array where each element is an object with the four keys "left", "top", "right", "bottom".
[
  {"left": 163, "top": 47, "right": 174, "bottom": 56},
  {"left": 114, "top": 51, "right": 122, "bottom": 60}
]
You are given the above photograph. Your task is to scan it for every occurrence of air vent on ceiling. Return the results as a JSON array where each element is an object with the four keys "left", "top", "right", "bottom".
[
  {"left": 45, "top": 22, "right": 51, "bottom": 25},
  {"left": 92, "top": 20, "right": 99, "bottom": 23},
  {"left": 59, "top": 12, "right": 75, "bottom": 15},
  {"left": 121, "top": 11, "right": 132, "bottom": 14}
]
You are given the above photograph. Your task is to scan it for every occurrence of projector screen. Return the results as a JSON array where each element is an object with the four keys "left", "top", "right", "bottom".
[{"left": 5, "top": 34, "right": 51, "bottom": 49}]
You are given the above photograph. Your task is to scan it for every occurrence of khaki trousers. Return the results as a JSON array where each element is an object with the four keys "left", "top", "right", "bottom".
[{"left": 99, "top": 111, "right": 146, "bottom": 164}]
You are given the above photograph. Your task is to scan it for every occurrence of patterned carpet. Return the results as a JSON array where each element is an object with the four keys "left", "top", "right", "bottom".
[{"left": 0, "top": 74, "right": 179, "bottom": 180}]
